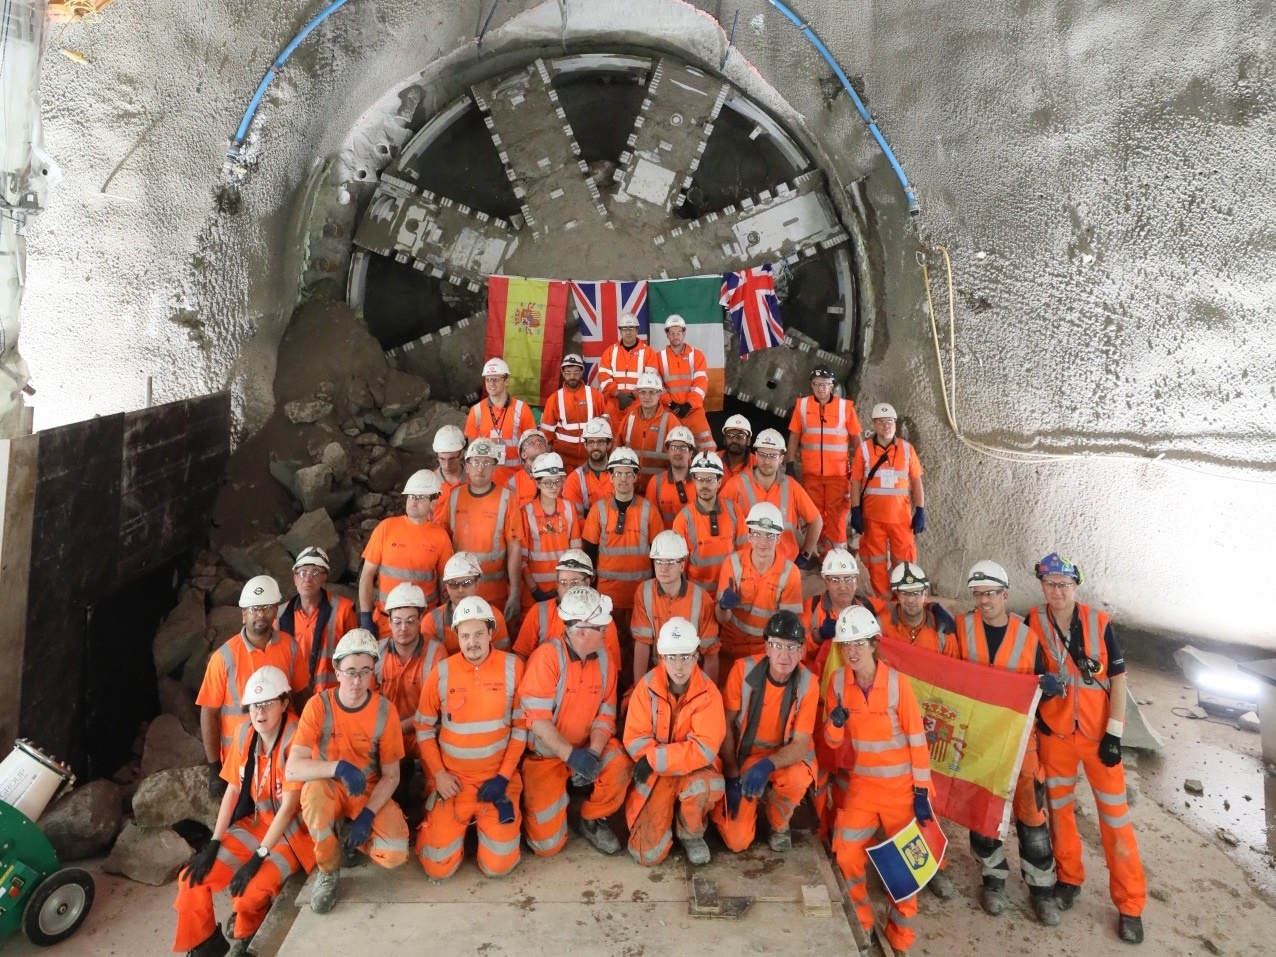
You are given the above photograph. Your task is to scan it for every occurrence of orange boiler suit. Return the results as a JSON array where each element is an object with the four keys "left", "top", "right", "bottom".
[
  {"left": 721, "top": 469, "right": 821, "bottom": 564},
  {"left": 376, "top": 636, "right": 448, "bottom": 762},
  {"left": 879, "top": 603, "right": 960, "bottom": 656},
  {"left": 656, "top": 344, "right": 714, "bottom": 450},
  {"left": 563, "top": 464, "right": 613, "bottom": 521},
  {"left": 716, "top": 548, "right": 802, "bottom": 683},
  {"left": 441, "top": 483, "right": 521, "bottom": 611},
  {"left": 852, "top": 438, "right": 923, "bottom": 597},
  {"left": 618, "top": 406, "right": 682, "bottom": 493},
  {"left": 540, "top": 383, "right": 605, "bottom": 472},
  {"left": 593, "top": 340, "right": 657, "bottom": 422},
  {"left": 276, "top": 591, "right": 358, "bottom": 696},
  {"left": 630, "top": 577, "right": 720, "bottom": 666},
  {"left": 788, "top": 395, "right": 861, "bottom": 554},
  {"left": 671, "top": 497, "right": 747, "bottom": 591},
  {"left": 361, "top": 515, "right": 454, "bottom": 634},
  {"left": 583, "top": 496, "right": 664, "bottom": 676},
  {"left": 519, "top": 497, "right": 580, "bottom": 607},
  {"left": 197, "top": 630, "right": 308, "bottom": 760}
]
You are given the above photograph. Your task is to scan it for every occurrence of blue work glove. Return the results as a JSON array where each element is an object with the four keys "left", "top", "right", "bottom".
[
  {"left": 531, "top": 586, "right": 557, "bottom": 602},
  {"left": 477, "top": 775, "right": 509, "bottom": 804},
  {"left": 495, "top": 798, "right": 516, "bottom": 825},
  {"left": 719, "top": 579, "right": 741, "bottom": 611},
  {"left": 911, "top": 506, "right": 926, "bottom": 534},
  {"left": 850, "top": 506, "right": 864, "bottom": 534},
  {"left": 358, "top": 611, "right": 376, "bottom": 632},
  {"left": 1038, "top": 673, "right": 1064, "bottom": 698},
  {"left": 181, "top": 839, "right": 220, "bottom": 887},
  {"left": 740, "top": 758, "right": 775, "bottom": 800},
  {"left": 1098, "top": 733, "right": 1123, "bottom": 768},
  {"left": 344, "top": 807, "right": 375, "bottom": 851},
  {"left": 333, "top": 760, "right": 367, "bottom": 797},
  {"left": 829, "top": 705, "right": 849, "bottom": 728},
  {"left": 632, "top": 756, "right": 653, "bottom": 787},
  {"left": 818, "top": 615, "right": 837, "bottom": 641},
  {"left": 795, "top": 552, "right": 815, "bottom": 571},
  {"left": 724, "top": 778, "right": 743, "bottom": 819},
  {"left": 566, "top": 748, "right": 601, "bottom": 784},
  {"left": 913, "top": 787, "right": 934, "bottom": 824},
  {"left": 229, "top": 851, "right": 265, "bottom": 896}
]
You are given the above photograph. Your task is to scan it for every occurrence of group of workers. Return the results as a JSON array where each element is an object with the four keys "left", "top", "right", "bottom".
[{"left": 174, "top": 318, "right": 1146, "bottom": 955}]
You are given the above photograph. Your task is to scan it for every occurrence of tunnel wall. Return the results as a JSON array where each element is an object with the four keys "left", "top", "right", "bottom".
[{"left": 21, "top": 1, "right": 1276, "bottom": 647}]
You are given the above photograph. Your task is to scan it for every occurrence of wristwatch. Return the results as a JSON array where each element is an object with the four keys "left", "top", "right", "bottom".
[{"left": 255, "top": 844, "right": 269, "bottom": 859}]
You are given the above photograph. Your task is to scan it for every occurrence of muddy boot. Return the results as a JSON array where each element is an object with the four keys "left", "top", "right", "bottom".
[
  {"left": 927, "top": 870, "right": 955, "bottom": 900},
  {"left": 681, "top": 835, "right": 711, "bottom": 866},
  {"left": 980, "top": 879, "right": 1007, "bottom": 916},
  {"left": 188, "top": 927, "right": 229, "bottom": 957},
  {"left": 579, "top": 817, "right": 621, "bottom": 856},
  {"left": 226, "top": 938, "right": 252, "bottom": 957},
  {"left": 1032, "top": 892, "right": 1062, "bottom": 926},
  {"left": 310, "top": 869, "right": 340, "bottom": 914},
  {"left": 1118, "top": 914, "right": 1144, "bottom": 944},
  {"left": 1053, "top": 881, "right": 1081, "bottom": 911},
  {"left": 768, "top": 828, "right": 792, "bottom": 853}
]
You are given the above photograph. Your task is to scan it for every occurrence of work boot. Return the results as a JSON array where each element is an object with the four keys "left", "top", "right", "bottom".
[
  {"left": 1032, "top": 893, "right": 1062, "bottom": 926},
  {"left": 927, "top": 870, "right": 956, "bottom": 900},
  {"left": 310, "top": 869, "right": 340, "bottom": 914},
  {"left": 1053, "top": 881, "right": 1081, "bottom": 910},
  {"left": 980, "top": 881, "right": 1008, "bottom": 916},
  {"left": 579, "top": 817, "right": 621, "bottom": 856},
  {"left": 681, "top": 835, "right": 712, "bottom": 866},
  {"left": 335, "top": 819, "right": 363, "bottom": 868},
  {"left": 187, "top": 927, "right": 229, "bottom": 957},
  {"left": 1118, "top": 914, "right": 1145, "bottom": 944},
  {"left": 226, "top": 939, "right": 252, "bottom": 957},
  {"left": 768, "top": 828, "right": 792, "bottom": 853}
]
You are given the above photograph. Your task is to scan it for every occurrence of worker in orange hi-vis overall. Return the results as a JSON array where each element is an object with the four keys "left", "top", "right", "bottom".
[
  {"left": 717, "top": 413, "right": 756, "bottom": 482},
  {"left": 441, "top": 438, "right": 523, "bottom": 625},
  {"left": 173, "top": 666, "right": 315, "bottom": 957},
  {"left": 655, "top": 314, "right": 714, "bottom": 450},
  {"left": 414, "top": 597, "right": 528, "bottom": 879},
  {"left": 786, "top": 366, "right": 862, "bottom": 557},
  {"left": 714, "top": 502, "right": 803, "bottom": 685},
  {"left": 672, "top": 450, "right": 748, "bottom": 592},
  {"left": 1026, "top": 552, "right": 1146, "bottom": 945},
  {"left": 823, "top": 606, "right": 934, "bottom": 954},
  {"left": 512, "top": 550, "right": 621, "bottom": 664},
  {"left": 540, "top": 353, "right": 604, "bottom": 472},
  {"left": 506, "top": 429, "right": 549, "bottom": 509},
  {"left": 721, "top": 428, "right": 822, "bottom": 569},
  {"left": 277, "top": 546, "right": 358, "bottom": 701},
  {"left": 711, "top": 611, "right": 817, "bottom": 855},
  {"left": 618, "top": 370, "right": 682, "bottom": 494},
  {"left": 465, "top": 356, "right": 537, "bottom": 483},
  {"left": 593, "top": 312, "right": 656, "bottom": 422},
  {"left": 878, "top": 561, "right": 959, "bottom": 657},
  {"left": 518, "top": 452, "right": 581, "bottom": 610},
  {"left": 623, "top": 618, "right": 726, "bottom": 867},
  {"left": 359, "top": 469, "right": 454, "bottom": 637},
  {"left": 420, "top": 552, "right": 512, "bottom": 654},
  {"left": 631, "top": 530, "right": 719, "bottom": 685},
  {"left": 563, "top": 416, "right": 615, "bottom": 520},
  {"left": 518, "top": 586, "right": 633, "bottom": 858},
  {"left": 850, "top": 403, "right": 926, "bottom": 598},
  {"left": 430, "top": 425, "right": 468, "bottom": 523},
  {"left": 286, "top": 629, "right": 409, "bottom": 915},
  {"left": 644, "top": 425, "right": 697, "bottom": 525}
]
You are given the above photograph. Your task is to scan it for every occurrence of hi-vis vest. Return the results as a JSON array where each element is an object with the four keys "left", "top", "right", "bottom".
[
  {"left": 1030, "top": 604, "right": 1112, "bottom": 740},
  {"left": 795, "top": 396, "right": 853, "bottom": 476}
]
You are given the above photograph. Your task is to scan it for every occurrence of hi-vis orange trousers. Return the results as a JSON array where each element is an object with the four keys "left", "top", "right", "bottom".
[
  {"left": 710, "top": 756, "right": 812, "bottom": 852},
  {"left": 415, "top": 775, "right": 524, "bottom": 879},
  {"left": 522, "top": 741, "right": 632, "bottom": 856},
  {"left": 300, "top": 779, "right": 409, "bottom": 873}
]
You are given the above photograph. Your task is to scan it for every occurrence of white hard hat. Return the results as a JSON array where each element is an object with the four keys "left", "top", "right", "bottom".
[
  {"left": 241, "top": 666, "right": 290, "bottom": 706},
  {"left": 433, "top": 424, "right": 466, "bottom": 454},
  {"left": 649, "top": 530, "right": 689, "bottom": 560},
  {"left": 531, "top": 452, "right": 566, "bottom": 478},
  {"left": 872, "top": 402, "right": 897, "bottom": 420},
  {"left": 561, "top": 353, "right": 585, "bottom": 369},
  {"left": 635, "top": 371, "right": 663, "bottom": 392},
  {"left": 822, "top": 548, "right": 859, "bottom": 577},
  {"left": 452, "top": 595, "right": 496, "bottom": 628},
  {"left": 465, "top": 438, "right": 501, "bottom": 461},
  {"left": 967, "top": 560, "right": 1010, "bottom": 590},
  {"left": 333, "top": 628, "right": 381, "bottom": 663},
  {"left": 582, "top": 417, "right": 613, "bottom": 441},
  {"left": 689, "top": 450, "right": 724, "bottom": 476},
  {"left": 403, "top": 468, "right": 442, "bottom": 496},
  {"left": 519, "top": 429, "right": 549, "bottom": 454},
  {"left": 240, "top": 575, "right": 282, "bottom": 608},
  {"left": 664, "top": 426, "right": 696, "bottom": 448},
  {"left": 482, "top": 357, "right": 510, "bottom": 377},
  {"left": 664, "top": 314, "right": 686, "bottom": 328},
  {"left": 617, "top": 312, "right": 641, "bottom": 329},
  {"left": 834, "top": 606, "right": 882, "bottom": 643},
  {"left": 722, "top": 414, "right": 752, "bottom": 436},
  {"left": 556, "top": 549, "right": 595, "bottom": 576},
  {"left": 890, "top": 561, "right": 929, "bottom": 593},
  {"left": 753, "top": 428, "right": 786, "bottom": 453},
  {"left": 292, "top": 546, "right": 330, "bottom": 571},
  {"left": 657, "top": 617, "right": 700, "bottom": 655},
  {"left": 444, "top": 552, "right": 483, "bottom": 582},
  {"left": 557, "top": 585, "right": 613, "bottom": 626},
  {"left": 745, "top": 502, "right": 785, "bottom": 534},
  {"left": 385, "top": 582, "right": 427, "bottom": 611},
  {"left": 607, "top": 446, "right": 641, "bottom": 471}
]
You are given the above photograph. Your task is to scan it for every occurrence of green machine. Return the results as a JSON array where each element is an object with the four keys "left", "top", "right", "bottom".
[{"left": 0, "top": 801, "right": 94, "bottom": 947}]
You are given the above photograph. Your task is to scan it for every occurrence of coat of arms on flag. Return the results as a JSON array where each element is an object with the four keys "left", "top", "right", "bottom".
[
  {"left": 569, "top": 280, "right": 650, "bottom": 379},
  {"left": 721, "top": 263, "right": 785, "bottom": 358}
]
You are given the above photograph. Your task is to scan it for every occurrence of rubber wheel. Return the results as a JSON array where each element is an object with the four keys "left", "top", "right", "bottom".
[{"left": 22, "top": 868, "right": 95, "bottom": 946}]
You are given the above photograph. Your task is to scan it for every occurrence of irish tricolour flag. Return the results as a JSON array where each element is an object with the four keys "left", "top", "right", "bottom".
[
  {"left": 646, "top": 276, "right": 726, "bottom": 412},
  {"left": 486, "top": 276, "right": 569, "bottom": 406}
]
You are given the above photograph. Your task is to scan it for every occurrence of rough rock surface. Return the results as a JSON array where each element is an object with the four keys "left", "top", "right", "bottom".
[
  {"left": 104, "top": 823, "right": 194, "bottom": 886},
  {"left": 152, "top": 591, "right": 207, "bottom": 677},
  {"left": 280, "top": 509, "right": 341, "bottom": 558},
  {"left": 133, "top": 765, "right": 221, "bottom": 830},
  {"left": 38, "top": 780, "right": 126, "bottom": 861},
  {"left": 158, "top": 676, "right": 202, "bottom": 736},
  {"left": 139, "top": 715, "right": 208, "bottom": 778}
]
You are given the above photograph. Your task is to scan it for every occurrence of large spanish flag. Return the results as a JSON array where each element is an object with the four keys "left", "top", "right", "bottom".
[
  {"left": 821, "top": 637, "right": 1041, "bottom": 840},
  {"left": 647, "top": 276, "right": 726, "bottom": 411},
  {"left": 486, "top": 276, "right": 569, "bottom": 406}
]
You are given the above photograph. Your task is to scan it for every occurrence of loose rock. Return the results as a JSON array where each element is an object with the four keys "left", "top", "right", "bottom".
[
  {"left": 320, "top": 441, "right": 350, "bottom": 482},
  {"left": 1217, "top": 828, "right": 1240, "bottom": 847},
  {"left": 158, "top": 677, "right": 201, "bottom": 736},
  {"left": 210, "top": 578, "right": 243, "bottom": 607},
  {"left": 38, "top": 779, "right": 126, "bottom": 861},
  {"left": 207, "top": 606, "right": 244, "bottom": 646},
  {"left": 284, "top": 399, "right": 334, "bottom": 424},
  {"left": 293, "top": 463, "right": 335, "bottom": 513},
  {"left": 1184, "top": 779, "right": 1205, "bottom": 795},
  {"left": 1238, "top": 711, "right": 1260, "bottom": 733},
  {"left": 104, "top": 823, "right": 193, "bottom": 886},
  {"left": 140, "top": 714, "right": 208, "bottom": 778},
  {"left": 356, "top": 492, "right": 385, "bottom": 510},
  {"left": 152, "top": 591, "right": 207, "bottom": 676},
  {"left": 133, "top": 765, "right": 221, "bottom": 829},
  {"left": 268, "top": 454, "right": 302, "bottom": 494},
  {"left": 279, "top": 508, "right": 341, "bottom": 559},
  {"left": 380, "top": 369, "right": 429, "bottom": 416},
  {"left": 367, "top": 451, "right": 403, "bottom": 493}
]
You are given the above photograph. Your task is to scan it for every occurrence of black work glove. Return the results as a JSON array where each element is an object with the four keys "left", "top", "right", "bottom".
[
  {"left": 632, "top": 756, "right": 653, "bottom": 787},
  {"left": 818, "top": 615, "right": 837, "bottom": 641},
  {"left": 795, "top": 551, "right": 816, "bottom": 570},
  {"left": 672, "top": 401, "right": 692, "bottom": 419},
  {"left": 477, "top": 775, "right": 509, "bottom": 803},
  {"left": 829, "top": 705, "right": 849, "bottom": 728},
  {"left": 784, "top": 461, "right": 797, "bottom": 478},
  {"left": 358, "top": 611, "right": 376, "bottom": 632},
  {"left": 182, "top": 839, "right": 221, "bottom": 887},
  {"left": 566, "top": 748, "right": 602, "bottom": 784},
  {"left": 1098, "top": 733, "right": 1123, "bottom": 767},
  {"left": 724, "top": 777, "right": 743, "bottom": 819},
  {"left": 617, "top": 393, "right": 636, "bottom": 411},
  {"left": 531, "top": 586, "right": 557, "bottom": 602},
  {"left": 1038, "top": 673, "right": 1064, "bottom": 698},
  {"left": 208, "top": 761, "right": 227, "bottom": 799},
  {"left": 228, "top": 851, "right": 265, "bottom": 897}
]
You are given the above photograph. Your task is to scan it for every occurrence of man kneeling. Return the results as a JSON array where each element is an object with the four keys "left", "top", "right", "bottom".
[{"left": 713, "top": 611, "right": 817, "bottom": 853}]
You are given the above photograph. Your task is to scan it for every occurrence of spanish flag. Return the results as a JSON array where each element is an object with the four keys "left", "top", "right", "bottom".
[
  {"left": 867, "top": 818, "right": 949, "bottom": 903},
  {"left": 486, "top": 276, "right": 569, "bottom": 406}
]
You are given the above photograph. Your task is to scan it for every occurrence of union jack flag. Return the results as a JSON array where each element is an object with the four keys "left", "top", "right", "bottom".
[
  {"left": 721, "top": 264, "right": 785, "bottom": 359},
  {"left": 569, "top": 280, "right": 649, "bottom": 379}
]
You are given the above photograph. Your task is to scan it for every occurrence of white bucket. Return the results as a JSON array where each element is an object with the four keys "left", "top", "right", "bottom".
[{"left": 0, "top": 740, "right": 74, "bottom": 822}]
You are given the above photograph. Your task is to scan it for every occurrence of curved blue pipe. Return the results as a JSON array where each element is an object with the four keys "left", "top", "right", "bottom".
[
  {"left": 764, "top": 0, "right": 920, "bottom": 216},
  {"left": 232, "top": 0, "right": 353, "bottom": 148}
]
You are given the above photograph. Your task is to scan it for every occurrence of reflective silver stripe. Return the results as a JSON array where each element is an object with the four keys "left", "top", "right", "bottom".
[
  {"left": 635, "top": 828, "right": 672, "bottom": 865},
  {"left": 477, "top": 832, "right": 520, "bottom": 855},
  {"left": 850, "top": 738, "right": 902, "bottom": 753},
  {"left": 1099, "top": 810, "right": 1131, "bottom": 829},
  {"left": 839, "top": 825, "right": 877, "bottom": 842},
  {"left": 854, "top": 762, "right": 912, "bottom": 777},
  {"left": 906, "top": 733, "right": 927, "bottom": 747},
  {"left": 361, "top": 697, "right": 390, "bottom": 778},
  {"left": 737, "top": 473, "right": 793, "bottom": 537},
  {"left": 527, "top": 829, "right": 566, "bottom": 853},
  {"left": 863, "top": 487, "right": 909, "bottom": 496},
  {"left": 442, "top": 740, "right": 508, "bottom": 760},
  {"left": 1046, "top": 774, "right": 1077, "bottom": 789},
  {"left": 628, "top": 734, "right": 654, "bottom": 754},
  {"left": 521, "top": 695, "right": 555, "bottom": 711},
  {"left": 421, "top": 833, "right": 465, "bottom": 861},
  {"left": 446, "top": 718, "right": 510, "bottom": 734},
  {"left": 1093, "top": 786, "right": 1128, "bottom": 805},
  {"left": 797, "top": 397, "right": 849, "bottom": 450},
  {"left": 962, "top": 614, "right": 983, "bottom": 664},
  {"left": 1049, "top": 793, "right": 1075, "bottom": 810},
  {"left": 533, "top": 791, "right": 570, "bottom": 825},
  {"left": 1005, "top": 619, "right": 1032, "bottom": 668},
  {"left": 371, "top": 834, "right": 408, "bottom": 853}
]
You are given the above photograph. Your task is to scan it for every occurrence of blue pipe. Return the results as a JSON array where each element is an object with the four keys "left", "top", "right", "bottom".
[
  {"left": 232, "top": 0, "right": 353, "bottom": 149},
  {"left": 764, "top": 0, "right": 920, "bottom": 216}
]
